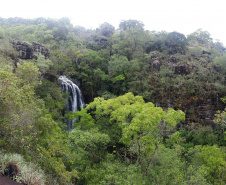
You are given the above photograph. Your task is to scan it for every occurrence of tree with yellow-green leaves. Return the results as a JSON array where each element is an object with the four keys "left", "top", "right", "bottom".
[{"left": 75, "top": 93, "right": 185, "bottom": 167}]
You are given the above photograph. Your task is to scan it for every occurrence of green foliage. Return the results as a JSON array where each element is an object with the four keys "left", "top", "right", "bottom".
[
  {"left": 178, "top": 126, "right": 221, "bottom": 147},
  {"left": 0, "top": 61, "right": 77, "bottom": 184},
  {"left": 68, "top": 128, "right": 110, "bottom": 170},
  {"left": 165, "top": 31, "right": 187, "bottom": 54},
  {"left": 16, "top": 61, "right": 41, "bottom": 86},
  {"left": 35, "top": 57, "right": 53, "bottom": 73},
  {"left": 49, "top": 51, "right": 73, "bottom": 76},
  {"left": 187, "top": 29, "right": 212, "bottom": 46},
  {"left": 101, "top": 91, "right": 117, "bottom": 100},
  {"left": 119, "top": 20, "right": 144, "bottom": 31},
  {"left": 108, "top": 55, "right": 130, "bottom": 77},
  {"left": 111, "top": 27, "right": 148, "bottom": 60},
  {"left": 147, "top": 145, "right": 185, "bottom": 184},
  {"left": 0, "top": 27, "right": 5, "bottom": 38},
  {"left": 188, "top": 46, "right": 203, "bottom": 57},
  {"left": 82, "top": 93, "right": 185, "bottom": 167},
  {"left": 108, "top": 55, "right": 130, "bottom": 94},
  {"left": 82, "top": 155, "right": 146, "bottom": 185},
  {"left": 214, "top": 109, "right": 226, "bottom": 143},
  {"left": 185, "top": 165, "right": 210, "bottom": 185},
  {"left": 1, "top": 17, "right": 226, "bottom": 184},
  {"left": 188, "top": 145, "right": 226, "bottom": 184},
  {"left": 99, "top": 22, "right": 115, "bottom": 37},
  {"left": 214, "top": 53, "right": 226, "bottom": 75}
]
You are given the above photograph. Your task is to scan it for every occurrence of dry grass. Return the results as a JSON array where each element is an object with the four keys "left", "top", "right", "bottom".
[{"left": 0, "top": 153, "right": 46, "bottom": 185}]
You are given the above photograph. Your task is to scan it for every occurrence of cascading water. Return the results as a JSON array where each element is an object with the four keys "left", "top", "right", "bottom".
[{"left": 59, "top": 76, "right": 85, "bottom": 130}]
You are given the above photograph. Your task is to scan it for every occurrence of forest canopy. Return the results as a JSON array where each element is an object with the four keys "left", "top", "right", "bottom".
[{"left": 0, "top": 17, "right": 226, "bottom": 184}]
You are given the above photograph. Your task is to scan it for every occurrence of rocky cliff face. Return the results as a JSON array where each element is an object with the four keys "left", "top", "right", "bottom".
[
  {"left": 149, "top": 53, "right": 225, "bottom": 125},
  {"left": 32, "top": 42, "right": 50, "bottom": 59},
  {"left": 174, "top": 62, "right": 190, "bottom": 75},
  {"left": 11, "top": 41, "right": 49, "bottom": 60},
  {"left": 158, "top": 95, "right": 224, "bottom": 125},
  {"left": 183, "top": 96, "right": 224, "bottom": 124}
]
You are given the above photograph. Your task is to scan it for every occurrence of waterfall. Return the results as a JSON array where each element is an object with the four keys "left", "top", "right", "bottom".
[{"left": 59, "top": 76, "right": 85, "bottom": 130}]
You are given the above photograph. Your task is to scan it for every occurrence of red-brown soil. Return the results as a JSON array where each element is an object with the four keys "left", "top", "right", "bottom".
[{"left": 0, "top": 173, "right": 23, "bottom": 185}]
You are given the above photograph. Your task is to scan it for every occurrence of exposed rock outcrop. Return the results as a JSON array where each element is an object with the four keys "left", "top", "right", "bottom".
[
  {"left": 150, "top": 52, "right": 159, "bottom": 59},
  {"left": 11, "top": 41, "right": 34, "bottom": 59},
  {"left": 158, "top": 95, "right": 224, "bottom": 125},
  {"left": 174, "top": 63, "right": 190, "bottom": 75},
  {"left": 32, "top": 42, "right": 49, "bottom": 59},
  {"left": 202, "top": 50, "right": 211, "bottom": 55},
  {"left": 11, "top": 40, "right": 49, "bottom": 60},
  {"left": 152, "top": 60, "right": 161, "bottom": 70},
  {"left": 185, "top": 96, "right": 224, "bottom": 124},
  {"left": 168, "top": 55, "right": 178, "bottom": 63}
]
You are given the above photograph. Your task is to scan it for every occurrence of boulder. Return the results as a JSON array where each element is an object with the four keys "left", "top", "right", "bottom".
[
  {"left": 152, "top": 60, "right": 161, "bottom": 70},
  {"left": 11, "top": 41, "right": 34, "bottom": 59},
  {"left": 150, "top": 52, "right": 159, "bottom": 59},
  {"left": 202, "top": 50, "right": 211, "bottom": 55},
  {"left": 11, "top": 40, "right": 49, "bottom": 60},
  {"left": 168, "top": 55, "right": 178, "bottom": 63},
  {"left": 32, "top": 42, "right": 50, "bottom": 59},
  {"left": 174, "top": 63, "right": 190, "bottom": 75}
]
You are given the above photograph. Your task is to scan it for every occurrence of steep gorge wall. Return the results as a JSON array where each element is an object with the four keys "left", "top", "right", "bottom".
[{"left": 151, "top": 53, "right": 225, "bottom": 125}]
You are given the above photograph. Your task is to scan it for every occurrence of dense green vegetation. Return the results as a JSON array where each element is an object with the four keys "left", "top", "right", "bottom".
[{"left": 0, "top": 17, "right": 226, "bottom": 184}]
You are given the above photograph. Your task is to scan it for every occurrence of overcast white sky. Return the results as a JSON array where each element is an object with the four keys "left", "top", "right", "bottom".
[{"left": 1, "top": 0, "right": 226, "bottom": 46}]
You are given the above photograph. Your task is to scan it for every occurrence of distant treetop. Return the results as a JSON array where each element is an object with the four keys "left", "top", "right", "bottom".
[{"left": 119, "top": 19, "right": 144, "bottom": 30}]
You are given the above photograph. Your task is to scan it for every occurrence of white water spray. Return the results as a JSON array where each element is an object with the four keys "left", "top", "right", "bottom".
[{"left": 59, "top": 76, "right": 85, "bottom": 130}]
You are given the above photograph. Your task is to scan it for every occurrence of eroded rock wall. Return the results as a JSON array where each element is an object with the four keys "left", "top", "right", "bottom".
[{"left": 11, "top": 40, "right": 49, "bottom": 60}]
